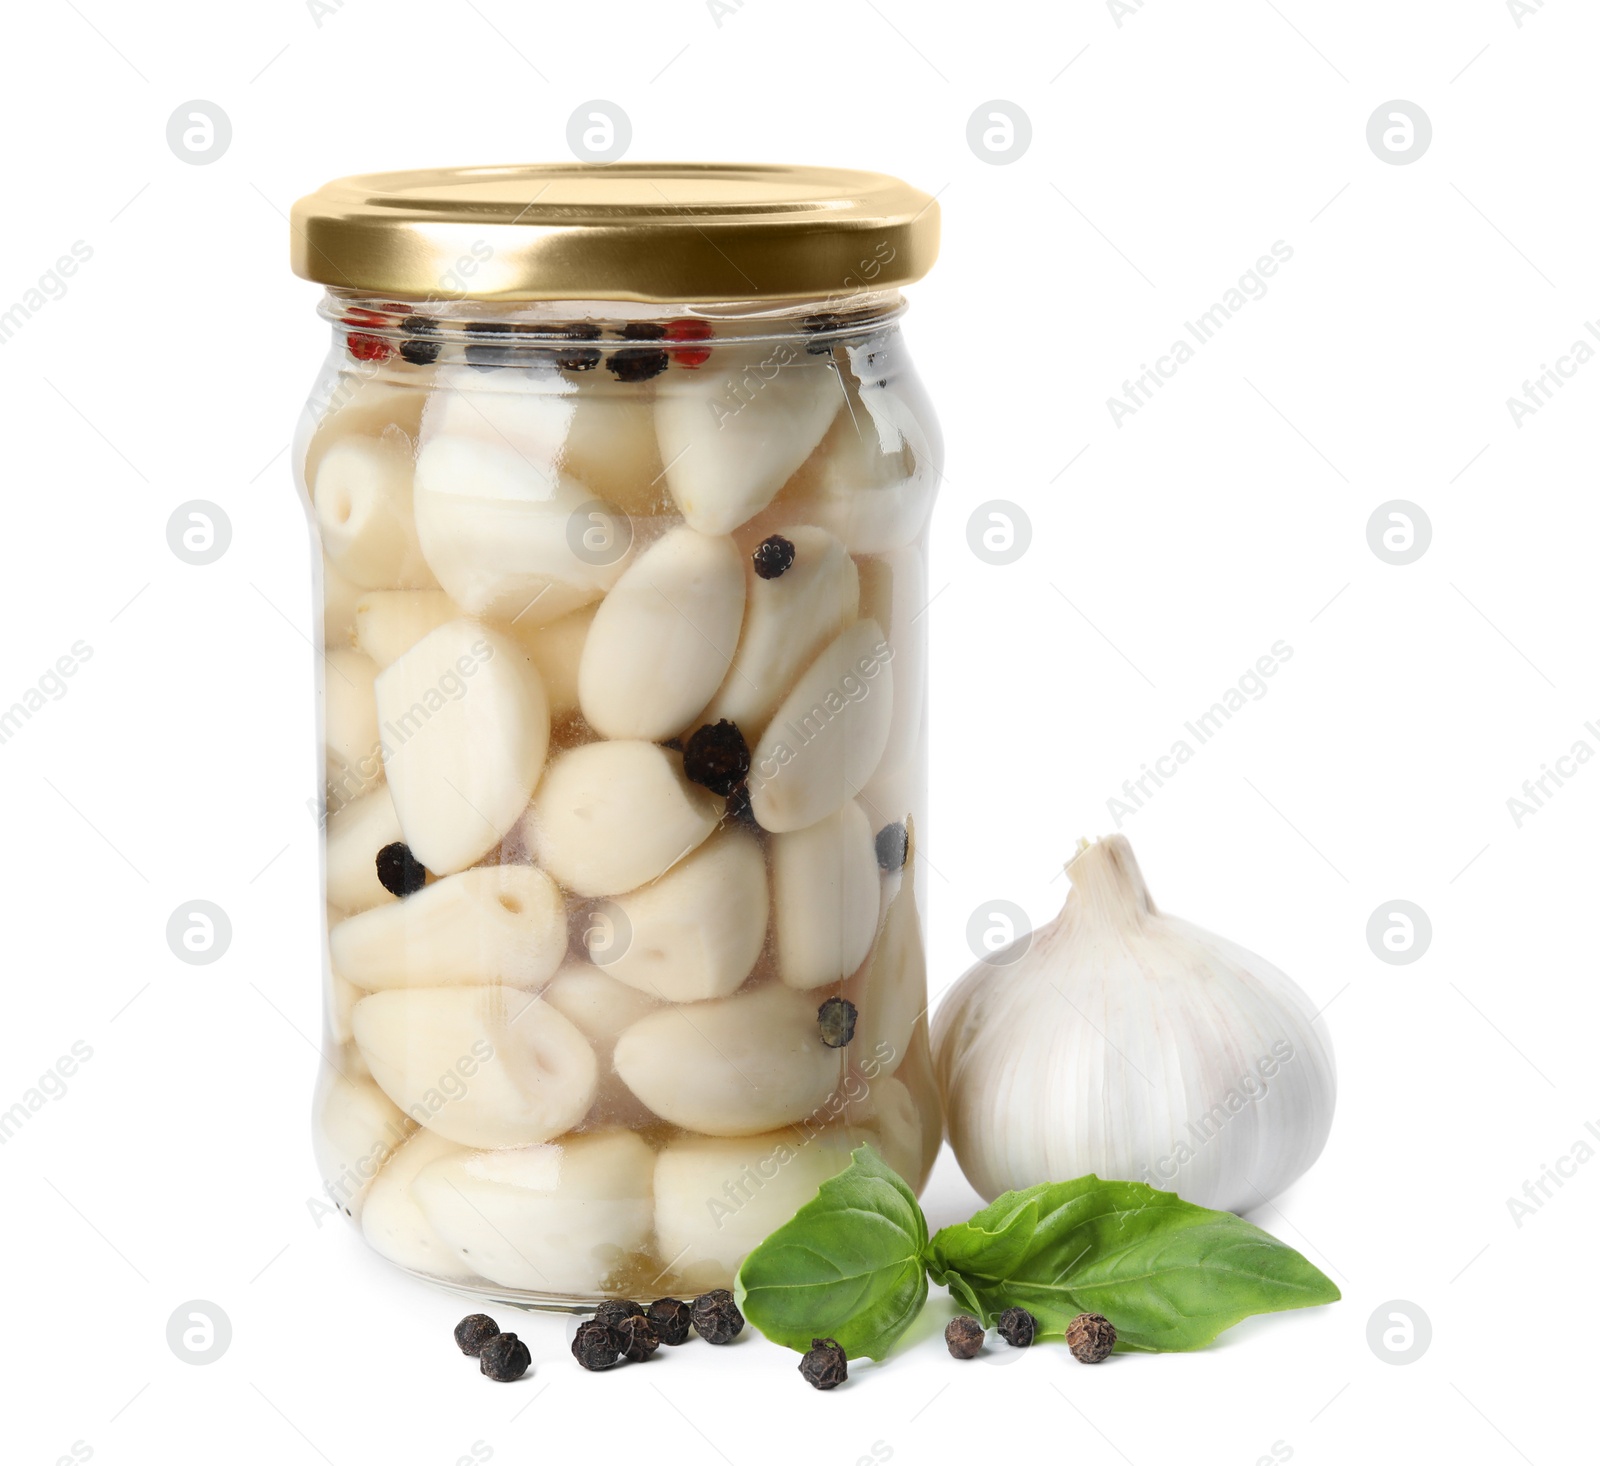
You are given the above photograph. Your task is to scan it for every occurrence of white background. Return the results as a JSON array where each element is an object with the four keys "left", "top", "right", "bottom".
[{"left": 1, "top": 0, "right": 1594, "bottom": 1461}]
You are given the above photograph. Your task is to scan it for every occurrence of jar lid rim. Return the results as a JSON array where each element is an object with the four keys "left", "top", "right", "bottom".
[{"left": 290, "top": 163, "right": 941, "bottom": 303}]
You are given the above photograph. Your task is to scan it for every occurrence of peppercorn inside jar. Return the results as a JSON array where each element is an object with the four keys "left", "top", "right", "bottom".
[{"left": 293, "top": 164, "right": 943, "bottom": 1306}]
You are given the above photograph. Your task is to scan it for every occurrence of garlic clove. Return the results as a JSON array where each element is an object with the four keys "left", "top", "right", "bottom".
[
  {"left": 303, "top": 375, "right": 427, "bottom": 491},
  {"left": 747, "top": 619, "right": 894, "bottom": 833},
  {"left": 653, "top": 1128, "right": 856, "bottom": 1293},
  {"left": 329, "top": 865, "right": 567, "bottom": 991},
  {"left": 313, "top": 436, "right": 437, "bottom": 590},
  {"left": 353, "top": 589, "right": 462, "bottom": 668},
  {"left": 841, "top": 1074, "right": 926, "bottom": 1185},
  {"left": 321, "top": 553, "right": 363, "bottom": 651},
  {"left": 760, "top": 356, "right": 939, "bottom": 554},
  {"left": 854, "top": 547, "right": 927, "bottom": 836},
  {"left": 506, "top": 602, "right": 596, "bottom": 721},
  {"left": 654, "top": 347, "right": 840, "bottom": 534},
  {"left": 842, "top": 841, "right": 925, "bottom": 1074},
  {"left": 772, "top": 800, "right": 880, "bottom": 990},
  {"left": 613, "top": 984, "right": 842, "bottom": 1137},
  {"left": 591, "top": 826, "right": 769, "bottom": 1003},
  {"left": 931, "top": 834, "right": 1337, "bottom": 1214},
  {"left": 327, "top": 966, "right": 361, "bottom": 1048},
  {"left": 311, "top": 1072, "right": 415, "bottom": 1223},
  {"left": 412, "top": 1128, "right": 655, "bottom": 1295},
  {"left": 542, "top": 963, "right": 662, "bottom": 1128},
  {"left": 527, "top": 740, "right": 721, "bottom": 898},
  {"left": 422, "top": 364, "right": 666, "bottom": 517},
  {"left": 360, "top": 1127, "right": 477, "bottom": 1281},
  {"left": 412, "top": 434, "right": 631, "bottom": 625},
  {"left": 577, "top": 525, "right": 745, "bottom": 741},
  {"left": 325, "top": 784, "right": 405, "bottom": 914},
  {"left": 374, "top": 619, "right": 549, "bottom": 875},
  {"left": 324, "top": 648, "right": 383, "bottom": 810},
  {"left": 700, "top": 525, "right": 860, "bottom": 736},
  {"left": 351, "top": 985, "right": 597, "bottom": 1149}
]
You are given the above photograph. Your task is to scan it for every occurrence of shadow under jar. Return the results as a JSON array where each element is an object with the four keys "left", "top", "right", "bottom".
[{"left": 291, "top": 164, "right": 943, "bottom": 1307}]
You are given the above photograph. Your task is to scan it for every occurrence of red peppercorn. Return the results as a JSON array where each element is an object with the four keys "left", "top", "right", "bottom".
[
  {"left": 664, "top": 317, "right": 713, "bottom": 368},
  {"left": 347, "top": 332, "right": 391, "bottom": 362}
]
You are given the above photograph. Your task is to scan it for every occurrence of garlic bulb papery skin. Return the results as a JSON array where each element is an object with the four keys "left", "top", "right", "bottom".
[{"left": 932, "top": 834, "right": 1336, "bottom": 1215}]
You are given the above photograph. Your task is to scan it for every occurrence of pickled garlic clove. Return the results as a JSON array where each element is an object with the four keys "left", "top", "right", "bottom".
[
  {"left": 311, "top": 1072, "right": 415, "bottom": 1222},
  {"left": 763, "top": 361, "right": 939, "bottom": 555},
  {"left": 654, "top": 347, "right": 840, "bottom": 535},
  {"left": 772, "top": 801, "right": 880, "bottom": 991},
  {"left": 422, "top": 364, "right": 666, "bottom": 517},
  {"left": 527, "top": 741, "right": 720, "bottom": 898},
  {"left": 329, "top": 865, "right": 566, "bottom": 990},
  {"left": 652, "top": 1130, "right": 856, "bottom": 1293},
  {"left": 360, "top": 1128, "right": 477, "bottom": 1281},
  {"left": 324, "top": 648, "right": 384, "bottom": 806},
  {"left": 313, "top": 436, "right": 437, "bottom": 590},
  {"left": 351, "top": 985, "right": 598, "bottom": 1149},
  {"left": 374, "top": 620, "right": 549, "bottom": 875},
  {"left": 353, "top": 589, "right": 462, "bottom": 669},
  {"left": 700, "top": 526, "right": 859, "bottom": 736},
  {"left": 542, "top": 964, "right": 662, "bottom": 1128},
  {"left": 327, "top": 967, "right": 361, "bottom": 1048},
  {"left": 506, "top": 602, "right": 596, "bottom": 721},
  {"left": 302, "top": 375, "right": 427, "bottom": 491},
  {"left": 577, "top": 526, "right": 745, "bottom": 741},
  {"left": 854, "top": 547, "right": 926, "bottom": 830},
  {"left": 612, "top": 985, "right": 842, "bottom": 1137},
  {"left": 412, "top": 434, "right": 629, "bottom": 625},
  {"left": 321, "top": 553, "right": 363, "bottom": 651},
  {"left": 412, "top": 1129, "right": 655, "bottom": 1295},
  {"left": 843, "top": 848, "right": 924, "bottom": 1075},
  {"left": 591, "top": 827, "right": 768, "bottom": 1003},
  {"left": 747, "top": 619, "right": 894, "bottom": 833},
  {"left": 840, "top": 1073, "right": 927, "bottom": 1185},
  {"left": 325, "top": 785, "right": 404, "bottom": 914}
]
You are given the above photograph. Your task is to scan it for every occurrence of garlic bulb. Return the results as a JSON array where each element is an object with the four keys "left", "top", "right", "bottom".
[{"left": 932, "top": 834, "right": 1335, "bottom": 1215}]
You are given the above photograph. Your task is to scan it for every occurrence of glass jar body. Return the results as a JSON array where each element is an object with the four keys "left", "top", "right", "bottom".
[{"left": 298, "top": 291, "right": 941, "bottom": 1305}]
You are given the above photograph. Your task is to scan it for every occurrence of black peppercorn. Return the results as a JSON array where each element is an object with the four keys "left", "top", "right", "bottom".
[
  {"left": 874, "top": 822, "right": 909, "bottom": 872},
  {"left": 945, "top": 1315, "right": 984, "bottom": 1359},
  {"left": 479, "top": 1332, "right": 531, "bottom": 1382},
  {"left": 647, "top": 1297, "right": 693, "bottom": 1346},
  {"left": 594, "top": 1299, "right": 642, "bottom": 1331},
  {"left": 682, "top": 720, "right": 750, "bottom": 796},
  {"left": 691, "top": 1289, "right": 744, "bottom": 1345},
  {"left": 465, "top": 321, "right": 518, "bottom": 371},
  {"left": 751, "top": 534, "right": 797, "bottom": 580},
  {"left": 817, "top": 997, "right": 857, "bottom": 1049},
  {"left": 453, "top": 1313, "right": 500, "bottom": 1357},
  {"left": 1066, "top": 1312, "right": 1116, "bottom": 1363},
  {"left": 615, "top": 1314, "right": 660, "bottom": 1363},
  {"left": 571, "top": 1319, "right": 624, "bottom": 1371},
  {"left": 621, "top": 321, "right": 668, "bottom": 340},
  {"left": 553, "top": 346, "right": 602, "bottom": 371},
  {"left": 996, "top": 1306, "right": 1036, "bottom": 1348},
  {"left": 606, "top": 346, "right": 669, "bottom": 382},
  {"left": 375, "top": 841, "right": 428, "bottom": 897},
  {"left": 398, "top": 315, "right": 440, "bottom": 366},
  {"left": 799, "top": 1337, "right": 848, "bottom": 1390}
]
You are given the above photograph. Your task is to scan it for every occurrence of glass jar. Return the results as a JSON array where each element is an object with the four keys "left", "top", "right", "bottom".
[{"left": 291, "top": 165, "right": 942, "bottom": 1305}]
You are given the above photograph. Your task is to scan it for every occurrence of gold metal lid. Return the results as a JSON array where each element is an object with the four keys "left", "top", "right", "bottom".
[{"left": 290, "top": 163, "right": 940, "bottom": 303}]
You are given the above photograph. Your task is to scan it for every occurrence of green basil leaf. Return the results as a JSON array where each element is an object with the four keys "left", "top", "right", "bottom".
[
  {"left": 925, "top": 1175, "right": 1339, "bottom": 1352},
  {"left": 734, "top": 1145, "right": 929, "bottom": 1361}
]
